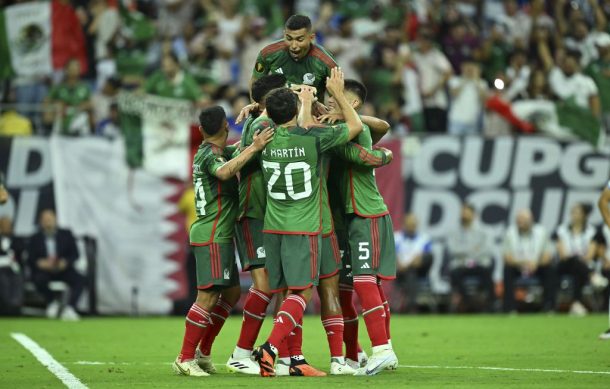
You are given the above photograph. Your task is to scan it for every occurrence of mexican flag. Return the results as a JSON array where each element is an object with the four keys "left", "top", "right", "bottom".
[{"left": 0, "top": 1, "right": 88, "bottom": 80}]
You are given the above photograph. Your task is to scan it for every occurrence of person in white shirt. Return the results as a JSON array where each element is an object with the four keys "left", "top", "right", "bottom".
[
  {"left": 555, "top": 203, "right": 597, "bottom": 316},
  {"left": 502, "top": 209, "right": 555, "bottom": 313},
  {"left": 447, "top": 203, "right": 494, "bottom": 311},
  {"left": 412, "top": 28, "right": 453, "bottom": 132},
  {"left": 394, "top": 213, "right": 432, "bottom": 313},
  {"left": 548, "top": 50, "right": 601, "bottom": 116},
  {"left": 448, "top": 59, "right": 489, "bottom": 135}
]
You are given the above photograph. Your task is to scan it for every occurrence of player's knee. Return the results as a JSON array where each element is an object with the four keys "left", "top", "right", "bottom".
[
  {"left": 195, "top": 289, "right": 220, "bottom": 310},
  {"left": 221, "top": 285, "right": 241, "bottom": 306},
  {"left": 251, "top": 267, "right": 271, "bottom": 293}
]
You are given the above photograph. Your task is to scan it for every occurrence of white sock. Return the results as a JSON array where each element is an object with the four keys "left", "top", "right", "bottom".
[
  {"left": 372, "top": 343, "right": 391, "bottom": 354},
  {"left": 388, "top": 339, "right": 393, "bottom": 349},
  {"left": 233, "top": 346, "right": 252, "bottom": 359},
  {"left": 279, "top": 357, "right": 290, "bottom": 365},
  {"left": 332, "top": 356, "right": 346, "bottom": 364}
]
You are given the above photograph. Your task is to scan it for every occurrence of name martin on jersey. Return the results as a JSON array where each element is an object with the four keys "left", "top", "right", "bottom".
[{"left": 262, "top": 146, "right": 307, "bottom": 158}]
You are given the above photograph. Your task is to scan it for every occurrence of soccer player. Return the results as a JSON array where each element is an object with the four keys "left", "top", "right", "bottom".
[
  {"left": 324, "top": 79, "right": 399, "bottom": 375},
  {"left": 172, "top": 106, "right": 273, "bottom": 377},
  {"left": 253, "top": 67, "right": 363, "bottom": 377},
  {"left": 227, "top": 73, "right": 287, "bottom": 374},
  {"left": 248, "top": 14, "right": 336, "bottom": 110},
  {"left": 596, "top": 183, "right": 610, "bottom": 340}
]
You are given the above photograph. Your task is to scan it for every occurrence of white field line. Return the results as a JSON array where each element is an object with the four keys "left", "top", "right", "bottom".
[
  {"left": 68, "top": 361, "right": 610, "bottom": 376},
  {"left": 11, "top": 333, "right": 88, "bottom": 389}
]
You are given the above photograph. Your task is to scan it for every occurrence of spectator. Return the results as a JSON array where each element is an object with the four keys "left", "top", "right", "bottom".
[
  {"left": 447, "top": 203, "right": 495, "bottom": 311},
  {"left": 0, "top": 89, "right": 33, "bottom": 136},
  {"left": 43, "top": 59, "right": 93, "bottom": 136},
  {"left": 144, "top": 52, "right": 205, "bottom": 105},
  {"left": 324, "top": 16, "right": 367, "bottom": 82},
  {"left": 238, "top": 17, "right": 274, "bottom": 90},
  {"left": 502, "top": 209, "right": 555, "bottom": 313},
  {"left": 28, "top": 209, "right": 84, "bottom": 320},
  {"left": 585, "top": 33, "right": 610, "bottom": 133},
  {"left": 88, "top": 0, "right": 120, "bottom": 64},
  {"left": 394, "top": 213, "right": 433, "bottom": 313},
  {"left": 412, "top": 28, "right": 452, "bottom": 132},
  {"left": 555, "top": 203, "right": 597, "bottom": 316},
  {"left": 502, "top": 49, "right": 532, "bottom": 101},
  {"left": 447, "top": 59, "right": 488, "bottom": 135},
  {"left": 95, "top": 103, "right": 120, "bottom": 139},
  {"left": 492, "top": 0, "right": 532, "bottom": 46},
  {"left": 442, "top": 21, "right": 480, "bottom": 74},
  {"left": 0, "top": 216, "right": 24, "bottom": 315},
  {"left": 91, "top": 76, "right": 122, "bottom": 128}
]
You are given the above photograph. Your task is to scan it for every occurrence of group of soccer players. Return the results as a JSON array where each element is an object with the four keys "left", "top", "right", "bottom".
[{"left": 172, "top": 14, "right": 399, "bottom": 377}]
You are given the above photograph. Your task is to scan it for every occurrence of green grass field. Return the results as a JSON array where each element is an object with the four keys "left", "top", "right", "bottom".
[{"left": 2, "top": 314, "right": 610, "bottom": 388}]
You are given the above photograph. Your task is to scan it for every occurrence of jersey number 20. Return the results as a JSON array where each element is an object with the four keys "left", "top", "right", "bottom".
[{"left": 263, "top": 161, "right": 312, "bottom": 200}]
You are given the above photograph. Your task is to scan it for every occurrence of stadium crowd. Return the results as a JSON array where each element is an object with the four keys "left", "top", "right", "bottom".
[{"left": 1, "top": 0, "right": 610, "bottom": 140}]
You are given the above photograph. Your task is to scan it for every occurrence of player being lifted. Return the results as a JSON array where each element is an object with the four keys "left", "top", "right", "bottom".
[
  {"left": 321, "top": 79, "right": 399, "bottom": 375},
  {"left": 253, "top": 67, "right": 363, "bottom": 377},
  {"left": 172, "top": 107, "right": 273, "bottom": 377},
  {"left": 226, "top": 73, "right": 288, "bottom": 374}
]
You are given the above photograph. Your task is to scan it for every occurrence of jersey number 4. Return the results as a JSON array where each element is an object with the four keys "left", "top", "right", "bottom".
[{"left": 263, "top": 161, "right": 312, "bottom": 200}]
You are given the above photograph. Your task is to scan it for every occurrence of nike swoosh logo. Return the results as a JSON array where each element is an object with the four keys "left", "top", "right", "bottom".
[
  {"left": 175, "top": 362, "right": 190, "bottom": 375},
  {"left": 365, "top": 356, "right": 392, "bottom": 375}
]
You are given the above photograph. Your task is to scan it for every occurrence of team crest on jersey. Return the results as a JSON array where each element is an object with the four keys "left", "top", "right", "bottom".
[
  {"left": 303, "top": 73, "right": 315, "bottom": 85},
  {"left": 256, "top": 246, "right": 266, "bottom": 258},
  {"left": 256, "top": 62, "right": 265, "bottom": 72},
  {"left": 223, "top": 268, "right": 230, "bottom": 280}
]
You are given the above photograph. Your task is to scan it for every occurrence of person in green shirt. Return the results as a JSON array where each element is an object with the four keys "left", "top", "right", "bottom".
[
  {"left": 145, "top": 52, "right": 205, "bottom": 105},
  {"left": 585, "top": 33, "right": 610, "bottom": 133},
  {"left": 44, "top": 59, "right": 93, "bottom": 135}
]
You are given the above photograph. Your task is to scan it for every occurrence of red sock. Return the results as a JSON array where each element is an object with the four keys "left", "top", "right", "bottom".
[
  {"left": 322, "top": 314, "right": 344, "bottom": 358},
  {"left": 278, "top": 337, "right": 290, "bottom": 359},
  {"left": 353, "top": 275, "right": 388, "bottom": 347},
  {"left": 179, "top": 304, "right": 211, "bottom": 362},
  {"left": 267, "top": 294, "right": 306, "bottom": 349},
  {"left": 199, "top": 298, "right": 232, "bottom": 356},
  {"left": 340, "top": 285, "right": 359, "bottom": 361},
  {"left": 377, "top": 282, "right": 391, "bottom": 340},
  {"left": 287, "top": 317, "right": 303, "bottom": 357},
  {"left": 237, "top": 288, "right": 271, "bottom": 350}
]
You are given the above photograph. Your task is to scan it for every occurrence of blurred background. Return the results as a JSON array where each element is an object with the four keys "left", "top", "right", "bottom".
[{"left": 1, "top": 0, "right": 610, "bottom": 319}]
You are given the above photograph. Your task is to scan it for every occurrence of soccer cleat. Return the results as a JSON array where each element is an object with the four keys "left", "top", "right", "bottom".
[
  {"left": 60, "top": 305, "right": 80, "bottom": 321},
  {"left": 289, "top": 363, "right": 327, "bottom": 377},
  {"left": 385, "top": 350, "right": 399, "bottom": 370},
  {"left": 358, "top": 350, "right": 368, "bottom": 367},
  {"left": 346, "top": 358, "right": 360, "bottom": 370},
  {"left": 569, "top": 301, "right": 588, "bottom": 317},
  {"left": 275, "top": 359, "right": 290, "bottom": 376},
  {"left": 330, "top": 359, "right": 357, "bottom": 375},
  {"left": 253, "top": 343, "right": 276, "bottom": 377},
  {"left": 226, "top": 353, "right": 260, "bottom": 375},
  {"left": 172, "top": 357, "right": 210, "bottom": 377},
  {"left": 195, "top": 349, "right": 216, "bottom": 374},
  {"left": 354, "top": 348, "right": 395, "bottom": 376},
  {"left": 599, "top": 328, "right": 610, "bottom": 340},
  {"left": 46, "top": 300, "right": 60, "bottom": 319}
]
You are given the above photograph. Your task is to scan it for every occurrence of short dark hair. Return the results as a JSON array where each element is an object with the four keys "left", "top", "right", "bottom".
[
  {"left": 344, "top": 79, "right": 367, "bottom": 104},
  {"left": 265, "top": 88, "right": 298, "bottom": 125},
  {"left": 285, "top": 14, "right": 312, "bottom": 31},
  {"left": 565, "top": 49, "right": 582, "bottom": 62},
  {"left": 251, "top": 74, "right": 287, "bottom": 104},
  {"left": 198, "top": 106, "right": 226, "bottom": 136}
]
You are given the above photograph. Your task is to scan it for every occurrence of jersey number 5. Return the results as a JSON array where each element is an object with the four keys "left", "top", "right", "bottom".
[{"left": 263, "top": 161, "right": 312, "bottom": 200}]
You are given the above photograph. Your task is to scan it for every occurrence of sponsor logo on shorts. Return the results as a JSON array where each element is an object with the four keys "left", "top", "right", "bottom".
[
  {"left": 224, "top": 268, "right": 230, "bottom": 280},
  {"left": 257, "top": 246, "right": 266, "bottom": 258}
]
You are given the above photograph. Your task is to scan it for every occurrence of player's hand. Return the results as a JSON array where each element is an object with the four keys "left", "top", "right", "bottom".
[
  {"left": 377, "top": 147, "right": 393, "bottom": 164},
  {"left": 326, "top": 66, "right": 345, "bottom": 97},
  {"left": 317, "top": 112, "right": 344, "bottom": 124},
  {"left": 251, "top": 127, "right": 274, "bottom": 151},
  {"left": 235, "top": 102, "right": 260, "bottom": 124},
  {"left": 295, "top": 85, "right": 317, "bottom": 103},
  {"left": 0, "top": 186, "right": 8, "bottom": 205},
  {"left": 291, "top": 84, "right": 318, "bottom": 96}
]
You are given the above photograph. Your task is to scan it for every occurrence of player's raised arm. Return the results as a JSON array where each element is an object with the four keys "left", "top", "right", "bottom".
[
  {"left": 332, "top": 142, "right": 393, "bottom": 168},
  {"left": 598, "top": 185, "right": 610, "bottom": 228},
  {"left": 326, "top": 67, "right": 362, "bottom": 140},
  {"left": 295, "top": 85, "right": 318, "bottom": 128},
  {"left": 214, "top": 128, "right": 274, "bottom": 181}
]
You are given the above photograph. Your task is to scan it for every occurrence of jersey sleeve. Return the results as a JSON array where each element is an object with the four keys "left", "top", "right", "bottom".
[
  {"left": 252, "top": 51, "right": 269, "bottom": 80},
  {"left": 204, "top": 152, "right": 228, "bottom": 176},
  {"left": 244, "top": 118, "right": 274, "bottom": 147},
  {"left": 314, "top": 123, "right": 350, "bottom": 153},
  {"left": 331, "top": 142, "right": 389, "bottom": 167}
]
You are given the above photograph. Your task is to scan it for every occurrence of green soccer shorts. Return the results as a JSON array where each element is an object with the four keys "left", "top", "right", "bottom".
[
  {"left": 347, "top": 214, "right": 396, "bottom": 280},
  {"left": 235, "top": 217, "right": 266, "bottom": 271},
  {"left": 193, "top": 242, "right": 240, "bottom": 289},
  {"left": 263, "top": 233, "right": 322, "bottom": 293},
  {"left": 320, "top": 231, "right": 342, "bottom": 279}
]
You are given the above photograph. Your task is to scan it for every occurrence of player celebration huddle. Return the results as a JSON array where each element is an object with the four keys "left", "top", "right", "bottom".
[{"left": 172, "top": 14, "right": 398, "bottom": 378}]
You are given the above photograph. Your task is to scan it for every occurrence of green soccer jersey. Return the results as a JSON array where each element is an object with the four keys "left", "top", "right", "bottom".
[
  {"left": 252, "top": 40, "right": 337, "bottom": 99},
  {"left": 144, "top": 70, "right": 202, "bottom": 101},
  {"left": 238, "top": 114, "right": 274, "bottom": 220},
  {"left": 331, "top": 123, "right": 389, "bottom": 218},
  {"left": 261, "top": 123, "right": 349, "bottom": 234},
  {"left": 190, "top": 143, "right": 239, "bottom": 245}
]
